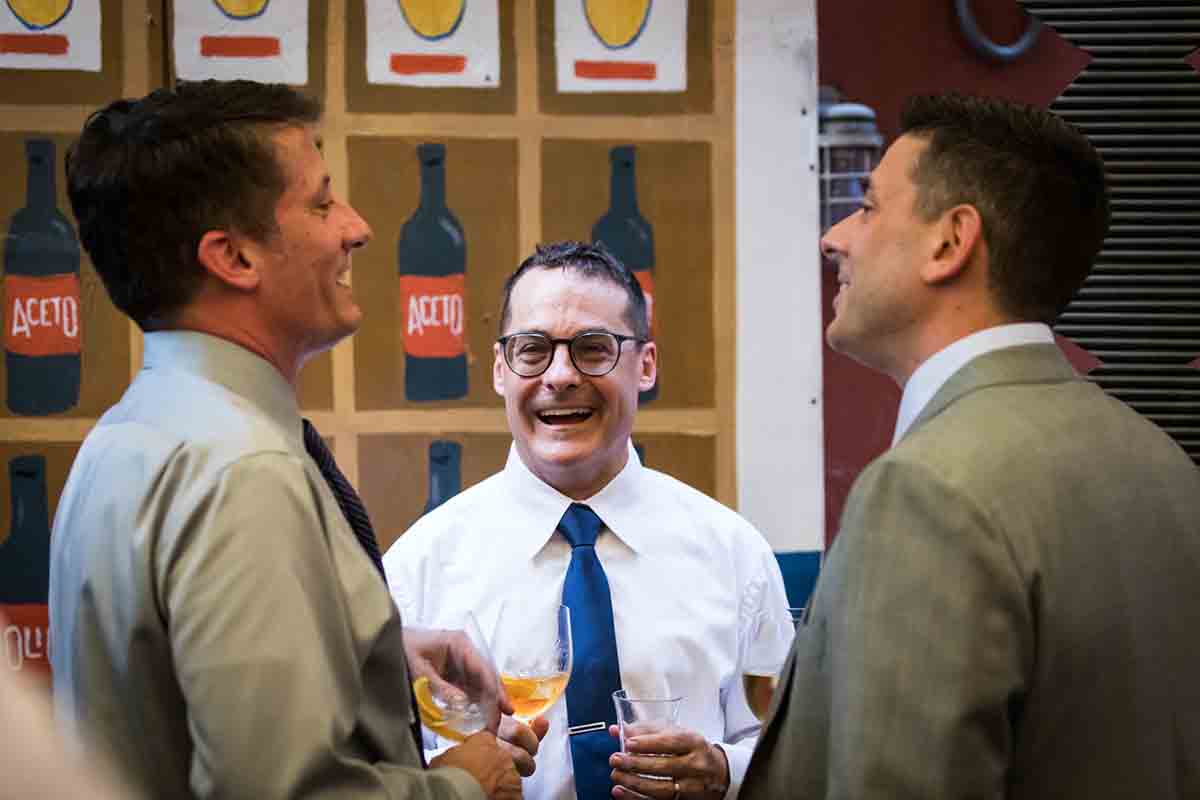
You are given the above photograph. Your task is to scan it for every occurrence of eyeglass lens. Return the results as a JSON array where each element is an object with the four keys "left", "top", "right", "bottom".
[{"left": 504, "top": 332, "right": 622, "bottom": 377}]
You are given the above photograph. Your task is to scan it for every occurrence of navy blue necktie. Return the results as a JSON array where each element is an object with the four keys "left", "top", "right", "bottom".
[
  {"left": 559, "top": 503, "right": 623, "bottom": 800},
  {"left": 302, "top": 419, "right": 386, "bottom": 581}
]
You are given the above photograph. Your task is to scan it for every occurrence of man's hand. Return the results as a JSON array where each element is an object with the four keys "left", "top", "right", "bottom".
[
  {"left": 404, "top": 627, "right": 514, "bottom": 726},
  {"left": 498, "top": 715, "right": 550, "bottom": 777},
  {"left": 607, "top": 725, "right": 729, "bottom": 800},
  {"left": 431, "top": 731, "right": 523, "bottom": 800}
]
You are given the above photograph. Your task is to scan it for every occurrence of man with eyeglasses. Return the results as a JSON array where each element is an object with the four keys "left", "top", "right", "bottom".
[{"left": 384, "top": 241, "right": 791, "bottom": 800}]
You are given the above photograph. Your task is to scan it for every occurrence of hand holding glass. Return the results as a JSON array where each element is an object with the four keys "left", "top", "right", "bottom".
[
  {"left": 411, "top": 612, "right": 497, "bottom": 742},
  {"left": 495, "top": 603, "right": 573, "bottom": 723}
]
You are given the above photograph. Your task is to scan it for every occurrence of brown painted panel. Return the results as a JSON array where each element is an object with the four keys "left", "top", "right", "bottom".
[
  {"left": 345, "top": 0, "right": 515, "bottom": 114},
  {"left": 0, "top": 132, "right": 129, "bottom": 419},
  {"left": 0, "top": 0, "right": 129, "bottom": 106},
  {"left": 360, "top": 432, "right": 513, "bottom": 552},
  {"left": 817, "top": 0, "right": 1091, "bottom": 545},
  {"left": 538, "top": 0, "right": 713, "bottom": 115},
  {"left": 297, "top": 350, "right": 332, "bottom": 410},
  {"left": 349, "top": 136, "right": 518, "bottom": 409},
  {"left": 632, "top": 433, "right": 715, "bottom": 501},
  {"left": 363, "top": 432, "right": 717, "bottom": 554},
  {"left": 541, "top": 139, "right": 713, "bottom": 408}
]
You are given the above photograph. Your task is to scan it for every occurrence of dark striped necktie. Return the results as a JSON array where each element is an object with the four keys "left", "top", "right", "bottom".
[{"left": 302, "top": 419, "right": 386, "bottom": 581}]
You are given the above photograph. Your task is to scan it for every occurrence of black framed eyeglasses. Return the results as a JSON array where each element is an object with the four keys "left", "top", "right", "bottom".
[{"left": 498, "top": 331, "right": 646, "bottom": 378}]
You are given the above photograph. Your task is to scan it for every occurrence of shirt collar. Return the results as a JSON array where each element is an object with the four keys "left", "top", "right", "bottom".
[
  {"left": 893, "top": 322, "right": 1054, "bottom": 445},
  {"left": 501, "top": 441, "right": 651, "bottom": 560},
  {"left": 141, "top": 330, "right": 304, "bottom": 452}
]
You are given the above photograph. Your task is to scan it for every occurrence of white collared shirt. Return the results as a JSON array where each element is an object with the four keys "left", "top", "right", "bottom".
[
  {"left": 893, "top": 323, "right": 1055, "bottom": 445},
  {"left": 384, "top": 444, "right": 792, "bottom": 800}
]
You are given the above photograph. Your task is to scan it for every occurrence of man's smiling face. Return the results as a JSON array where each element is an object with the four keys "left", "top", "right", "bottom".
[{"left": 493, "top": 266, "right": 656, "bottom": 500}]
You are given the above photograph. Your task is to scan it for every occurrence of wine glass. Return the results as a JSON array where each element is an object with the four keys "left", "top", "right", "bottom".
[
  {"left": 740, "top": 610, "right": 794, "bottom": 722},
  {"left": 411, "top": 611, "right": 498, "bottom": 742},
  {"left": 493, "top": 602, "right": 573, "bottom": 723}
]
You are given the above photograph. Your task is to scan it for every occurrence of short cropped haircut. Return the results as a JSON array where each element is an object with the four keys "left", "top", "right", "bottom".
[
  {"left": 66, "top": 79, "right": 322, "bottom": 330},
  {"left": 498, "top": 240, "right": 651, "bottom": 341},
  {"left": 900, "top": 93, "right": 1110, "bottom": 323}
]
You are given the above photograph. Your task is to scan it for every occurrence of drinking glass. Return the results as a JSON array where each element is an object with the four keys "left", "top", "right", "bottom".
[
  {"left": 612, "top": 689, "right": 683, "bottom": 764},
  {"left": 494, "top": 602, "right": 573, "bottom": 723},
  {"left": 411, "top": 611, "right": 497, "bottom": 742},
  {"left": 740, "top": 610, "right": 795, "bottom": 722}
]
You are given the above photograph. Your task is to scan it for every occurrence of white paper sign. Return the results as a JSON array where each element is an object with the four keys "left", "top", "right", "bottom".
[
  {"left": 174, "top": 0, "right": 308, "bottom": 85},
  {"left": 0, "top": 0, "right": 101, "bottom": 72},
  {"left": 366, "top": 0, "right": 499, "bottom": 88},
  {"left": 556, "top": 0, "right": 686, "bottom": 93}
]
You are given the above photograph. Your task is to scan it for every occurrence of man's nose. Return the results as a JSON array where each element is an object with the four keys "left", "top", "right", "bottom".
[{"left": 541, "top": 341, "right": 581, "bottom": 387}]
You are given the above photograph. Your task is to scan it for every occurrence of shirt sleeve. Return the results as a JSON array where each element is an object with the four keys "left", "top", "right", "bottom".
[
  {"left": 159, "top": 451, "right": 484, "bottom": 800},
  {"left": 722, "top": 542, "right": 793, "bottom": 799}
]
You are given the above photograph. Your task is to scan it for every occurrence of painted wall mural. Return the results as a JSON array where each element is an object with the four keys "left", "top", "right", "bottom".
[
  {"left": 174, "top": 0, "right": 308, "bottom": 85},
  {"left": 4, "top": 138, "right": 81, "bottom": 416},
  {"left": 399, "top": 142, "right": 469, "bottom": 402},
  {"left": 366, "top": 0, "right": 500, "bottom": 88},
  {"left": 0, "top": 0, "right": 100, "bottom": 72},
  {"left": 556, "top": 0, "right": 686, "bottom": 93},
  {"left": 0, "top": 454, "right": 52, "bottom": 681},
  {"left": 592, "top": 144, "right": 657, "bottom": 403}
]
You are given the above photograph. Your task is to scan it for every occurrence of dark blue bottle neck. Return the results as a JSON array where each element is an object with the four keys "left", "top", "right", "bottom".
[
  {"left": 609, "top": 160, "right": 638, "bottom": 215},
  {"left": 9, "top": 456, "right": 49, "bottom": 540},
  {"left": 419, "top": 158, "right": 447, "bottom": 212},
  {"left": 25, "top": 141, "right": 56, "bottom": 211}
]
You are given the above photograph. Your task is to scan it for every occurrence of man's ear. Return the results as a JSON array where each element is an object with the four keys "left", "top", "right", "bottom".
[
  {"left": 493, "top": 342, "right": 507, "bottom": 397},
  {"left": 637, "top": 341, "right": 658, "bottom": 393},
  {"left": 921, "top": 204, "right": 983, "bottom": 285},
  {"left": 196, "top": 229, "right": 260, "bottom": 291}
]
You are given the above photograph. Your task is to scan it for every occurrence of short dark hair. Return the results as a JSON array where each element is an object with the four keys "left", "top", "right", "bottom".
[
  {"left": 66, "top": 79, "right": 322, "bottom": 330},
  {"left": 498, "top": 240, "right": 650, "bottom": 340},
  {"left": 900, "top": 93, "right": 1110, "bottom": 323}
]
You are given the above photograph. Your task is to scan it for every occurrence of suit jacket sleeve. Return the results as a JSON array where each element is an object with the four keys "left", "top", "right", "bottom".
[
  {"left": 806, "top": 455, "right": 1032, "bottom": 798},
  {"left": 161, "top": 452, "right": 484, "bottom": 800}
]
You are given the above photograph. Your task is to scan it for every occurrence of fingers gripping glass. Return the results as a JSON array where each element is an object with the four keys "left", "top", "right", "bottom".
[{"left": 498, "top": 331, "right": 646, "bottom": 378}]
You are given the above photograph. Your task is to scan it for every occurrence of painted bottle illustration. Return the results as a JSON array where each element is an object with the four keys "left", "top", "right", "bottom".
[
  {"left": 4, "top": 138, "right": 82, "bottom": 416},
  {"left": 584, "top": 0, "right": 653, "bottom": 48},
  {"left": 423, "top": 439, "right": 462, "bottom": 515},
  {"left": 592, "top": 144, "right": 657, "bottom": 403},
  {"left": 0, "top": 454, "right": 53, "bottom": 679},
  {"left": 398, "top": 143, "right": 468, "bottom": 402}
]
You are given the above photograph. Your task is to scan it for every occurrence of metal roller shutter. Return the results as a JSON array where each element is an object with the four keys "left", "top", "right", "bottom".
[{"left": 1021, "top": 0, "right": 1200, "bottom": 465}]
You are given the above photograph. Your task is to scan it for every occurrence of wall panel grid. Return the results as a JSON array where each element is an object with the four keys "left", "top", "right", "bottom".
[
  {"left": 1022, "top": 0, "right": 1200, "bottom": 465},
  {"left": 0, "top": 1, "right": 738, "bottom": 543}
]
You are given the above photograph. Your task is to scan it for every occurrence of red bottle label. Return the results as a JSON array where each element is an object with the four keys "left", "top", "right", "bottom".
[
  {"left": 4, "top": 274, "right": 82, "bottom": 357},
  {"left": 1, "top": 603, "right": 51, "bottom": 682},
  {"left": 400, "top": 274, "right": 466, "bottom": 358},
  {"left": 634, "top": 270, "right": 656, "bottom": 339}
]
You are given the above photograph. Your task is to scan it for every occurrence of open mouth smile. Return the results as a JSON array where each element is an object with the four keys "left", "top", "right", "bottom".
[{"left": 536, "top": 407, "right": 594, "bottom": 425}]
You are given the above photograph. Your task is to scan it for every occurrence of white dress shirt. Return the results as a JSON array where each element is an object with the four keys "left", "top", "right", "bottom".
[
  {"left": 893, "top": 323, "right": 1055, "bottom": 444},
  {"left": 384, "top": 444, "right": 792, "bottom": 800}
]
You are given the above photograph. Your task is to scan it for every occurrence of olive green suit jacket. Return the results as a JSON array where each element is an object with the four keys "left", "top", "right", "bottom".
[{"left": 742, "top": 344, "right": 1200, "bottom": 799}]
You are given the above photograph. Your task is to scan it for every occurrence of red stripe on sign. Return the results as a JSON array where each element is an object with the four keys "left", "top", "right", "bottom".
[
  {"left": 574, "top": 60, "right": 657, "bottom": 80},
  {"left": 0, "top": 34, "right": 69, "bottom": 55},
  {"left": 390, "top": 53, "right": 467, "bottom": 75},
  {"left": 200, "top": 36, "right": 281, "bottom": 58}
]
